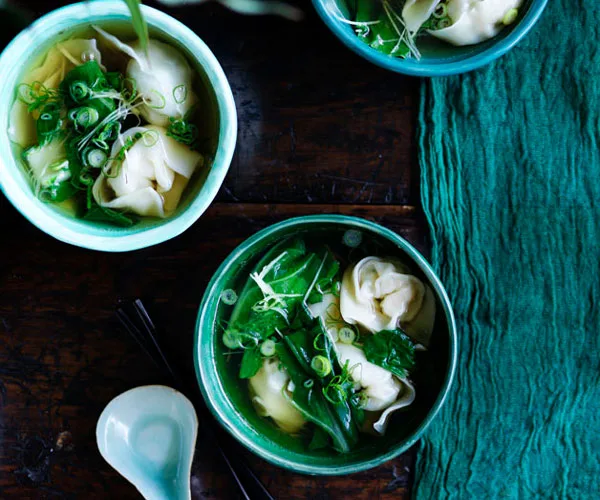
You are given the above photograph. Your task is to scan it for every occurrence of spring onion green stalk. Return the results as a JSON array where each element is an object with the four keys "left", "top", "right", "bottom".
[
  {"left": 260, "top": 339, "right": 277, "bottom": 357},
  {"left": 338, "top": 327, "right": 356, "bottom": 344},
  {"left": 343, "top": 229, "right": 362, "bottom": 248},
  {"left": 221, "top": 289, "right": 238, "bottom": 305},
  {"left": 311, "top": 355, "right": 332, "bottom": 377}
]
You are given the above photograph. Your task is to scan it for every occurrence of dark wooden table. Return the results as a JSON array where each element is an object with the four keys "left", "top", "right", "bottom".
[{"left": 0, "top": 1, "right": 425, "bottom": 498}]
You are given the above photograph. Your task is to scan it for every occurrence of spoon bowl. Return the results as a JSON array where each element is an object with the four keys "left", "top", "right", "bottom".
[{"left": 96, "top": 385, "right": 198, "bottom": 500}]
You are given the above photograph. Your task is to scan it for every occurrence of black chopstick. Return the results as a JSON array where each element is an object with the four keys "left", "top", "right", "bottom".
[{"left": 116, "top": 299, "right": 274, "bottom": 500}]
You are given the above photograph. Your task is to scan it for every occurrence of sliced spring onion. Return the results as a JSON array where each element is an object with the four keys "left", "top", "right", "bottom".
[
  {"left": 260, "top": 339, "right": 276, "bottom": 357},
  {"left": 323, "top": 383, "right": 346, "bottom": 405},
  {"left": 85, "top": 148, "right": 108, "bottom": 168},
  {"left": 220, "top": 289, "right": 238, "bottom": 305},
  {"left": 70, "top": 106, "right": 100, "bottom": 129},
  {"left": 142, "top": 130, "right": 159, "bottom": 147},
  {"left": 17, "top": 83, "right": 36, "bottom": 104},
  {"left": 342, "top": 229, "right": 362, "bottom": 248},
  {"left": 223, "top": 330, "right": 240, "bottom": 349},
  {"left": 350, "top": 392, "right": 369, "bottom": 410},
  {"left": 173, "top": 84, "right": 188, "bottom": 104},
  {"left": 437, "top": 18, "right": 451, "bottom": 29},
  {"left": 503, "top": 8, "right": 519, "bottom": 25},
  {"left": 70, "top": 81, "right": 91, "bottom": 103},
  {"left": 144, "top": 90, "right": 166, "bottom": 109},
  {"left": 433, "top": 3, "right": 448, "bottom": 19},
  {"left": 311, "top": 355, "right": 332, "bottom": 378},
  {"left": 303, "top": 379, "right": 314, "bottom": 388},
  {"left": 338, "top": 327, "right": 356, "bottom": 344},
  {"left": 79, "top": 170, "right": 95, "bottom": 186}
]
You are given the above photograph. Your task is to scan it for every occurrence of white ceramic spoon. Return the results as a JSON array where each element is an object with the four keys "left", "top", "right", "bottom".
[{"left": 96, "top": 385, "right": 198, "bottom": 500}]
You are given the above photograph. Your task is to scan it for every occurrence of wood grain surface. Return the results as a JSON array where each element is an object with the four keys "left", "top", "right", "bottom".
[{"left": 0, "top": 1, "right": 426, "bottom": 499}]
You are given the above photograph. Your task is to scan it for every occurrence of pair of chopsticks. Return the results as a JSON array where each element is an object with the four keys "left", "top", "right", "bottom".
[{"left": 116, "top": 299, "right": 273, "bottom": 500}]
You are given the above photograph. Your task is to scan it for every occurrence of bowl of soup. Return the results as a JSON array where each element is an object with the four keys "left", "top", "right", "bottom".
[
  {"left": 0, "top": 0, "right": 237, "bottom": 251},
  {"left": 313, "top": 0, "right": 548, "bottom": 76},
  {"left": 195, "top": 215, "right": 457, "bottom": 474}
]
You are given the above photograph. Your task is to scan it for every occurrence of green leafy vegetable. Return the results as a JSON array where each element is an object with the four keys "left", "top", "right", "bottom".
[
  {"left": 83, "top": 205, "right": 136, "bottom": 227},
  {"left": 362, "top": 329, "right": 416, "bottom": 379},
  {"left": 239, "top": 346, "right": 263, "bottom": 379}
]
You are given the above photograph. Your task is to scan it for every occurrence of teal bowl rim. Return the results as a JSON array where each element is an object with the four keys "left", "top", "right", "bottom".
[
  {"left": 0, "top": 0, "right": 237, "bottom": 252},
  {"left": 312, "top": 0, "right": 549, "bottom": 77},
  {"left": 195, "top": 214, "right": 457, "bottom": 475}
]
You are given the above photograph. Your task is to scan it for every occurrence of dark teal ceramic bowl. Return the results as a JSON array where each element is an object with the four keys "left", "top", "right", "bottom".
[
  {"left": 195, "top": 215, "right": 457, "bottom": 474},
  {"left": 313, "top": 0, "right": 548, "bottom": 76}
]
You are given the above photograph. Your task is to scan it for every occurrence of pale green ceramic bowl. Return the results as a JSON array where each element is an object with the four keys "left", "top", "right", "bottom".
[
  {"left": 0, "top": 1, "right": 237, "bottom": 252},
  {"left": 195, "top": 215, "right": 457, "bottom": 475}
]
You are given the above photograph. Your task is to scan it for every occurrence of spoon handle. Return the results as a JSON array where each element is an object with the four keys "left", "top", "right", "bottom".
[{"left": 117, "top": 299, "right": 274, "bottom": 500}]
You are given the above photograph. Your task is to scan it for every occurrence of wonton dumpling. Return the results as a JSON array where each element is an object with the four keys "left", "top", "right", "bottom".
[
  {"left": 402, "top": 0, "right": 441, "bottom": 34},
  {"left": 249, "top": 357, "right": 306, "bottom": 434},
  {"left": 372, "top": 378, "right": 416, "bottom": 435},
  {"left": 336, "top": 343, "right": 401, "bottom": 411},
  {"left": 9, "top": 39, "right": 102, "bottom": 148},
  {"left": 94, "top": 27, "right": 197, "bottom": 127},
  {"left": 340, "top": 257, "right": 426, "bottom": 333},
  {"left": 430, "top": 0, "right": 522, "bottom": 46},
  {"left": 92, "top": 125, "right": 202, "bottom": 217}
]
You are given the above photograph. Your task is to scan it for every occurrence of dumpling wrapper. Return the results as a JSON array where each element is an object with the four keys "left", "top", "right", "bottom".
[
  {"left": 9, "top": 39, "right": 102, "bottom": 148},
  {"left": 93, "top": 27, "right": 197, "bottom": 127},
  {"left": 93, "top": 125, "right": 202, "bottom": 217},
  {"left": 402, "top": 0, "right": 442, "bottom": 34},
  {"left": 249, "top": 357, "right": 306, "bottom": 434},
  {"left": 372, "top": 378, "right": 416, "bottom": 435},
  {"left": 340, "top": 257, "right": 426, "bottom": 333},
  {"left": 430, "top": 0, "right": 523, "bottom": 46}
]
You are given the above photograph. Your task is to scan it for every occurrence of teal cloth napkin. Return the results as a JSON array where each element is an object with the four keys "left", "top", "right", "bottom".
[{"left": 414, "top": 1, "right": 600, "bottom": 497}]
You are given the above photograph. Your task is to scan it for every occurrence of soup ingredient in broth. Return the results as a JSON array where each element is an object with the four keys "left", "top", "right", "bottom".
[
  {"left": 248, "top": 357, "right": 307, "bottom": 434},
  {"left": 429, "top": 0, "right": 523, "bottom": 46},
  {"left": 94, "top": 28, "right": 198, "bottom": 127},
  {"left": 340, "top": 256, "right": 435, "bottom": 342},
  {"left": 220, "top": 235, "right": 435, "bottom": 452},
  {"left": 341, "top": 0, "right": 522, "bottom": 59},
  {"left": 93, "top": 125, "right": 202, "bottom": 217},
  {"left": 10, "top": 26, "right": 205, "bottom": 225}
]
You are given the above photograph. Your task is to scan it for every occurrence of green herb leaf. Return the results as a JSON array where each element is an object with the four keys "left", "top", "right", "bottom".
[
  {"left": 123, "top": 0, "right": 149, "bottom": 55},
  {"left": 239, "top": 346, "right": 263, "bottom": 379},
  {"left": 362, "top": 329, "right": 416, "bottom": 379}
]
